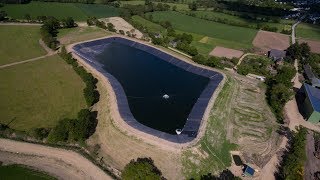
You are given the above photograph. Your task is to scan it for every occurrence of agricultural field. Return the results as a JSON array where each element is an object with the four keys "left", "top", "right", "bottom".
[
  {"left": 0, "top": 25, "right": 46, "bottom": 65},
  {"left": 58, "top": 26, "right": 110, "bottom": 45},
  {"left": 148, "top": 11, "right": 257, "bottom": 47},
  {"left": 0, "top": 164, "right": 55, "bottom": 180},
  {"left": 182, "top": 74, "right": 279, "bottom": 178},
  {"left": 183, "top": 11, "right": 292, "bottom": 33},
  {"left": 296, "top": 23, "right": 320, "bottom": 41},
  {"left": 0, "top": 55, "right": 86, "bottom": 131},
  {"left": 0, "top": 2, "right": 119, "bottom": 21},
  {"left": 131, "top": 15, "right": 165, "bottom": 33}
]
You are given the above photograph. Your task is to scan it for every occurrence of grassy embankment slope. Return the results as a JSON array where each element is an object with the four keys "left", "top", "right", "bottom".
[
  {"left": 0, "top": 26, "right": 87, "bottom": 131},
  {"left": 0, "top": 1, "right": 119, "bottom": 21},
  {"left": 0, "top": 164, "right": 55, "bottom": 180},
  {"left": 0, "top": 25, "right": 46, "bottom": 65}
]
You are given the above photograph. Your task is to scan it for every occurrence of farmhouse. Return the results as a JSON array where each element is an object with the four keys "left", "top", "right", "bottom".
[
  {"left": 299, "top": 83, "right": 320, "bottom": 123},
  {"left": 268, "top": 49, "right": 286, "bottom": 62}
]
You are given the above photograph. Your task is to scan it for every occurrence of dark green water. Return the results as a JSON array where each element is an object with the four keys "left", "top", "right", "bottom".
[{"left": 96, "top": 42, "right": 209, "bottom": 134}]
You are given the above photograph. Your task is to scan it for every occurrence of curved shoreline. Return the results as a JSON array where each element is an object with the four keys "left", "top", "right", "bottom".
[{"left": 67, "top": 35, "right": 226, "bottom": 149}]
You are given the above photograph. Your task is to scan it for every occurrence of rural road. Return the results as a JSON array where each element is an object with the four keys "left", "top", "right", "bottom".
[
  {"left": 0, "top": 138, "right": 113, "bottom": 180},
  {"left": 291, "top": 21, "right": 300, "bottom": 44}
]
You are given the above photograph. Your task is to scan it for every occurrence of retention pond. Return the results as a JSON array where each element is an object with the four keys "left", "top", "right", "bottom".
[{"left": 73, "top": 37, "right": 223, "bottom": 143}]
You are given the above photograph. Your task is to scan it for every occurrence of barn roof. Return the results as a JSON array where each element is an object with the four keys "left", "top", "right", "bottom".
[
  {"left": 268, "top": 49, "right": 286, "bottom": 61},
  {"left": 303, "top": 83, "right": 320, "bottom": 113}
]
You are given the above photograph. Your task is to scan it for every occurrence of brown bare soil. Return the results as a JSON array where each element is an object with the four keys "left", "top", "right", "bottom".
[
  {"left": 253, "top": 31, "right": 290, "bottom": 53},
  {"left": 299, "top": 39, "right": 320, "bottom": 54},
  {"left": 209, "top": 46, "right": 244, "bottom": 59},
  {"left": 0, "top": 138, "right": 112, "bottom": 180}
]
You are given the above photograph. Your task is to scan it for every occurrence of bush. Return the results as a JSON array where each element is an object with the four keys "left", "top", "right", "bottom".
[
  {"left": 122, "top": 157, "right": 164, "bottom": 180},
  {"left": 29, "top": 128, "right": 50, "bottom": 140}
]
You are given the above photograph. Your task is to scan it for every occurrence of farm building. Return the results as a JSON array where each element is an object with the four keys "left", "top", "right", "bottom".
[
  {"left": 299, "top": 83, "right": 320, "bottom": 123},
  {"left": 304, "top": 64, "right": 320, "bottom": 88},
  {"left": 268, "top": 49, "right": 286, "bottom": 62}
]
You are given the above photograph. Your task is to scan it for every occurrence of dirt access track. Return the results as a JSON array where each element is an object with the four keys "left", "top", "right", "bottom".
[
  {"left": 253, "top": 30, "right": 290, "bottom": 53},
  {"left": 0, "top": 138, "right": 112, "bottom": 180},
  {"left": 209, "top": 46, "right": 244, "bottom": 59}
]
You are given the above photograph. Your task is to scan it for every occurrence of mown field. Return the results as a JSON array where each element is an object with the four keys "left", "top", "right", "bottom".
[
  {"left": 0, "top": 164, "right": 55, "bottom": 180},
  {"left": 184, "top": 11, "right": 293, "bottom": 33},
  {"left": 296, "top": 23, "right": 320, "bottom": 41},
  {"left": 0, "top": 25, "right": 46, "bottom": 65},
  {"left": 0, "top": 55, "right": 86, "bottom": 131},
  {"left": 148, "top": 11, "right": 257, "bottom": 47},
  {"left": 131, "top": 15, "right": 165, "bottom": 32},
  {"left": 0, "top": 1, "right": 119, "bottom": 21},
  {"left": 58, "top": 26, "right": 110, "bottom": 45}
]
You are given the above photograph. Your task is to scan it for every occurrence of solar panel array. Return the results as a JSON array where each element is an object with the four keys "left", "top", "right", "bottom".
[{"left": 73, "top": 37, "right": 223, "bottom": 143}]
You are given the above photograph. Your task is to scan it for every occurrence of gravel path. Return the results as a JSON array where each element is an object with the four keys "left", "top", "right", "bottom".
[{"left": 0, "top": 138, "right": 113, "bottom": 180}]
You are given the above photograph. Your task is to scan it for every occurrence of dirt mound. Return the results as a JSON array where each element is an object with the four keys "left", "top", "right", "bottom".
[
  {"left": 209, "top": 46, "right": 244, "bottom": 59},
  {"left": 253, "top": 30, "right": 290, "bottom": 53}
]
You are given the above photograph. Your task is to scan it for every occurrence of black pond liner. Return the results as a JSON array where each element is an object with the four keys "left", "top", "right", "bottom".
[{"left": 73, "top": 37, "right": 223, "bottom": 143}]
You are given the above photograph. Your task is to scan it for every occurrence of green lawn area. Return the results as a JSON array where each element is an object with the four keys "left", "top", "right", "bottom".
[
  {"left": 296, "top": 23, "right": 320, "bottom": 41},
  {"left": 131, "top": 15, "right": 165, "bottom": 33},
  {"left": 0, "top": 164, "right": 55, "bottom": 180},
  {"left": 0, "top": 55, "right": 86, "bottom": 131},
  {"left": 148, "top": 11, "right": 257, "bottom": 46},
  {"left": 0, "top": 25, "right": 46, "bottom": 66},
  {"left": 58, "top": 26, "right": 110, "bottom": 45},
  {"left": 120, "top": 0, "right": 145, "bottom": 6},
  {"left": 0, "top": 1, "right": 119, "bottom": 21}
]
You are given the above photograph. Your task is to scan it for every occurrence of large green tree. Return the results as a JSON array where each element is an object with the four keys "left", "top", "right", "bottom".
[{"left": 122, "top": 158, "right": 164, "bottom": 180}]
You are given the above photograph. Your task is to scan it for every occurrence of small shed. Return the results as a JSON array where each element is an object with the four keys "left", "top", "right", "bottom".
[
  {"left": 300, "top": 83, "right": 320, "bottom": 123},
  {"left": 154, "top": 33, "right": 162, "bottom": 39},
  {"left": 268, "top": 49, "right": 286, "bottom": 62},
  {"left": 243, "top": 165, "right": 255, "bottom": 177},
  {"left": 304, "top": 64, "right": 320, "bottom": 88}
]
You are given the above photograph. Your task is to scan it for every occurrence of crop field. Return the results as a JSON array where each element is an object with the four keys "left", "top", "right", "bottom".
[
  {"left": 182, "top": 74, "right": 279, "bottom": 178},
  {"left": 0, "top": 2, "right": 119, "bottom": 21},
  {"left": 148, "top": 11, "right": 257, "bottom": 46},
  {"left": 131, "top": 15, "right": 165, "bottom": 33},
  {"left": 0, "top": 55, "right": 86, "bottom": 131},
  {"left": 296, "top": 23, "right": 320, "bottom": 41},
  {"left": 58, "top": 26, "right": 110, "bottom": 45},
  {"left": 0, "top": 25, "right": 46, "bottom": 65},
  {"left": 186, "top": 11, "right": 292, "bottom": 33},
  {"left": 0, "top": 164, "right": 55, "bottom": 180}
]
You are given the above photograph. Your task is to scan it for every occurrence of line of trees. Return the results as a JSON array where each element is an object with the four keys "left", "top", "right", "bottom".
[
  {"left": 60, "top": 46, "right": 100, "bottom": 107},
  {"left": 47, "top": 109, "right": 97, "bottom": 143},
  {"left": 276, "top": 126, "right": 307, "bottom": 180},
  {"left": 40, "top": 16, "right": 76, "bottom": 49}
]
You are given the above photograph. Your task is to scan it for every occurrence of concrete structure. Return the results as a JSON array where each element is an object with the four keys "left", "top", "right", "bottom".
[{"left": 300, "top": 83, "right": 320, "bottom": 123}]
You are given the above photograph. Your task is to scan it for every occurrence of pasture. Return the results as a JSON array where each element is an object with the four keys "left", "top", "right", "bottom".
[
  {"left": 0, "top": 25, "right": 46, "bottom": 65},
  {"left": 148, "top": 11, "right": 257, "bottom": 46},
  {"left": 0, "top": 164, "right": 55, "bottom": 180},
  {"left": 186, "top": 11, "right": 292, "bottom": 33},
  {"left": 131, "top": 15, "right": 165, "bottom": 33},
  {"left": 0, "top": 55, "right": 86, "bottom": 131},
  {"left": 296, "top": 23, "right": 320, "bottom": 41},
  {"left": 0, "top": 2, "right": 119, "bottom": 21}
]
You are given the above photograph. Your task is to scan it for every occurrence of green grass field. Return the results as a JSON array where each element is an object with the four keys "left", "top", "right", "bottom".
[
  {"left": 0, "top": 55, "right": 86, "bottom": 131},
  {"left": 0, "top": 25, "right": 46, "bottom": 65},
  {"left": 0, "top": 1, "right": 119, "bottom": 21},
  {"left": 148, "top": 11, "right": 257, "bottom": 46},
  {"left": 131, "top": 15, "right": 165, "bottom": 32},
  {"left": 296, "top": 23, "right": 320, "bottom": 41},
  {"left": 58, "top": 26, "right": 110, "bottom": 45},
  {"left": 0, "top": 164, "right": 55, "bottom": 180}
]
